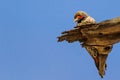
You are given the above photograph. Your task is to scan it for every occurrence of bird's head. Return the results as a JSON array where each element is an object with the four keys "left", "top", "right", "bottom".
[{"left": 74, "top": 11, "right": 88, "bottom": 23}]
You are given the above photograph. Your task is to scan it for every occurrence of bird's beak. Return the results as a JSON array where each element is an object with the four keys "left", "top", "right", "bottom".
[{"left": 74, "top": 18, "right": 78, "bottom": 22}]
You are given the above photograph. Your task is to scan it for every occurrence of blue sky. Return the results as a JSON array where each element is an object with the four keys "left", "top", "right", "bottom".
[{"left": 0, "top": 0, "right": 120, "bottom": 80}]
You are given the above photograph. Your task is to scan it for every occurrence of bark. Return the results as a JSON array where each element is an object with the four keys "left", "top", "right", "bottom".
[{"left": 57, "top": 17, "right": 120, "bottom": 78}]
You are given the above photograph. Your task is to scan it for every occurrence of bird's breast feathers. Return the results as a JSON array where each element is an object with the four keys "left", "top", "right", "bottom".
[{"left": 83, "top": 16, "right": 96, "bottom": 24}]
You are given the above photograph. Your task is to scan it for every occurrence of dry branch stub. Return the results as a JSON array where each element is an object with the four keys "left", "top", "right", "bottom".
[{"left": 57, "top": 17, "right": 120, "bottom": 78}]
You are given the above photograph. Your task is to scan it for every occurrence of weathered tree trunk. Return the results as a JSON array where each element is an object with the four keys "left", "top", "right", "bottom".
[{"left": 57, "top": 17, "right": 120, "bottom": 78}]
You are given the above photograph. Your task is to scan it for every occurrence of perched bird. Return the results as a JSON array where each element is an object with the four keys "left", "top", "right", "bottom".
[
  {"left": 74, "top": 11, "right": 96, "bottom": 27},
  {"left": 74, "top": 11, "right": 108, "bottom": 78}
]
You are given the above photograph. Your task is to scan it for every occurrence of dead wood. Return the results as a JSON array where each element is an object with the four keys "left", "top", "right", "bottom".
[{"left": 57, "top": 17, "right": 120, "bottom": 78}]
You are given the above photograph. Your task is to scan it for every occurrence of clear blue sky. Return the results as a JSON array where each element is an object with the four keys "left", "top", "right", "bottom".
[{"left": 0, "top": 0, "right": 120, "bottom": 80}]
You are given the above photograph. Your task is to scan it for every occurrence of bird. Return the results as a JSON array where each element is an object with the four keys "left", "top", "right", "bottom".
[{"left": 74, "top": 11, "right": 96, "bottom": 27}]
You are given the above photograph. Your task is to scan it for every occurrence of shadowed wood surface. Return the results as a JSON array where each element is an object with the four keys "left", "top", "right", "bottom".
[{"left": 57, "top": 17, "right": 120, "bottom": 78}]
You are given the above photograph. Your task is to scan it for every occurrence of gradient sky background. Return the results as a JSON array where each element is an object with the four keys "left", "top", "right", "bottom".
[{"left": 0, "top": 0, "right": 120, "bottom": 80}]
